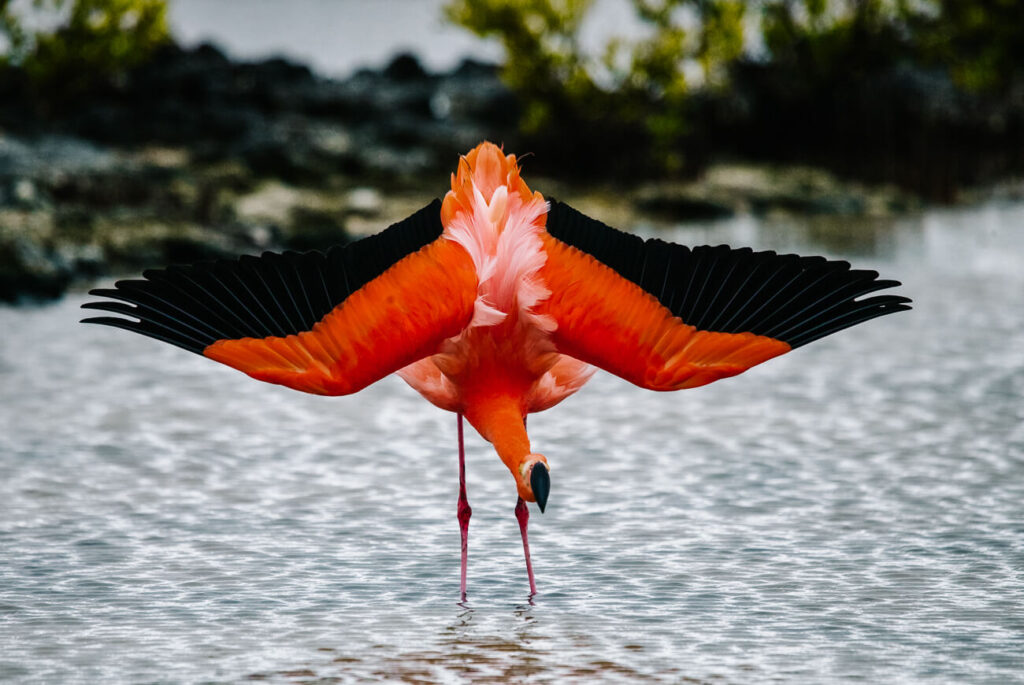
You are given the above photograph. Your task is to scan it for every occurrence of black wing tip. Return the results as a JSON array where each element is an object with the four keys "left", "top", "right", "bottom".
[
  {"left": 81, "top": 315, "right": 121, "bottom": 325},
  {"left": 786, "top": 293, "right": 913, "bottom": 348},
  {"left": 80, "top": 301, "right": 131, "bottom": 313},
  {"left": 85, "top": 316, "right": 209, "bottom": 351}
]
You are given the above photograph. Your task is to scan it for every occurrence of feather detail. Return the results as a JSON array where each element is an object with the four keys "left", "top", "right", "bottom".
[
  {"left": 399, "top": 142, "right": 593, "bottom": 413},
  {"left": 441, "top": 142, "right": 552, "bottom": 330}
]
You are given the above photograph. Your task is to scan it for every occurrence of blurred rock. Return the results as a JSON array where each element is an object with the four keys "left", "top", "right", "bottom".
[
  {"left": 345, "top": 187, "right": 383, "bottom": 217},
  {"left": 718, "top": 61, "right": 1024, "bottom": 202},
  {"left": 0, "top": 45, "right": 518, "bottom": 186},
  {"left": 285, "top": 206, "right": 347, "bottom": 252},
  {"left": 234, "top": 181, "right": 307, "bottom": 228},
  {"left": 11, "top": 179, "right": 38, "bottom": 206},
  {"left": 635, "top": 164, "right": 916, "bottom": 220},
  {"left": 0, "top": 135, "right": 118, "bottom": 180},
  {"left": 383, "top": 53, "right": 430, "bottom": 82},
  {"left": 0, "top": 133, "right": 305, "bottom": 302},
  {"left": 0, "top": 211, "right": 72, "bottom": 302},
  {"left": 633, "top": 186, "right": 735, "bottom": 221},
  {"left": 232, "top": 180, "right": 350, "bottom": 248}
]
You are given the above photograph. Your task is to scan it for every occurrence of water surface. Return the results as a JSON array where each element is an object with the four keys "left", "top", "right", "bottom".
[{"left": 2, "top": 203, "right": 1023, "bottom": 683}]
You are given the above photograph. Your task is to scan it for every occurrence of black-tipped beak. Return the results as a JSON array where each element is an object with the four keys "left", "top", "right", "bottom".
[{"left": 530, "top": 463, "right": 550, "bottom": 513}]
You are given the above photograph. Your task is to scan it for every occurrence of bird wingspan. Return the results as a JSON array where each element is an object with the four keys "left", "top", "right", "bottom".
[
  {"left": 82, "top": 200, "right": 479, "bottom": 395},
  {"left": 537, "top": 201, "right": 911, "bottom": 390}
]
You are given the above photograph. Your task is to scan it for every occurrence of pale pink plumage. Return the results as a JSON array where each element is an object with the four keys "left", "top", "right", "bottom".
[{"left": 397, "top": 144, "right": 595, "bottom": 414}]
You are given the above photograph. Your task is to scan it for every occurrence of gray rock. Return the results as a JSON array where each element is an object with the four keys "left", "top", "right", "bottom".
[
  {"left": 0, "top": 211, "right": 72, "bottom": 302},
  {"left": 0, "top": 135, "right": 118, "bottom": 180}
]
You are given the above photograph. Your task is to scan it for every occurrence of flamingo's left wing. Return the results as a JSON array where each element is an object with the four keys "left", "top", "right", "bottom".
[
  {"left": 536, "top": 201, "right": 910, "bottom": 390},
  {"left": 82, "top": 200, "right": 478, "bottom": 396}
]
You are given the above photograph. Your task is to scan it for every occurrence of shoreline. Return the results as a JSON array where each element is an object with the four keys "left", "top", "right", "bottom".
[{"left": 1, "top": 43, "right": 1020, "bottom": 303}]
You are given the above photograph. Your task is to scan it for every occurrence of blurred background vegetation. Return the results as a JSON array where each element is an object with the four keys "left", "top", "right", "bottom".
[
  {"left": 446, "top": 0, "right": 1024, "bottom": 191},
  {"left": 0, "top": 0, "right": 169, "bottom": 100},
  {"left": 2, "top": 0, "right": 1022, "bottom": 191}
]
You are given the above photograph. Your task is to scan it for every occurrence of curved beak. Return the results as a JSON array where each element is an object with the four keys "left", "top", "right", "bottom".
[{"left": 530, "top": 463, "right": 550, "bottom": 513}]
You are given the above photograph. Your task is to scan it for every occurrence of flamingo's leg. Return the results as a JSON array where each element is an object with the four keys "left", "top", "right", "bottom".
[
  {"left": 457, "top": 413, "right": 472, "bottom": 601},
  {"left": 515, "top": 496, "right": 537, "bottom": 596}
]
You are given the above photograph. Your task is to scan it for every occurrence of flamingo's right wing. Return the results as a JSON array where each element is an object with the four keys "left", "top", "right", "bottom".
[
  {"left": 537, "top": 201, "right": 910, "bottom": 390},
  {"left": 82, "top": 200, "right": 478, "bottom": 396}
]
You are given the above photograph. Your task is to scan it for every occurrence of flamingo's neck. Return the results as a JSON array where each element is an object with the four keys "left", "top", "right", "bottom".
[{"left": 463, "top": 393, "right": 541, "bottom": 502}]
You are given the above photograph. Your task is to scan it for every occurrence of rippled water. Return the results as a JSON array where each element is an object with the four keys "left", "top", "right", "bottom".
[{"left": 2, "top": 203, "right": 1023, "bottom": 683}]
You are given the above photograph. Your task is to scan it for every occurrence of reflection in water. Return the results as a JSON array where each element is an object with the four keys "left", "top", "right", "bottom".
[
  {"left": 256, "top": 602, "right": 669, "bottom": 682},
  {"left": 1, "top": 203, "right": 1023, "bottom": 682}
]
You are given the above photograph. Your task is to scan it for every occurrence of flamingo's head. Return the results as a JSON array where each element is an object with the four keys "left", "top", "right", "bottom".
[{"left": 519, "top": 454, "right": 550, "bottom": 513}]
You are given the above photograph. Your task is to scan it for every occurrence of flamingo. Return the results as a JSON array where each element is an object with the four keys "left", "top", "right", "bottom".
[{"left": 82, "top": 142, "right": 910, "bottom": 599}]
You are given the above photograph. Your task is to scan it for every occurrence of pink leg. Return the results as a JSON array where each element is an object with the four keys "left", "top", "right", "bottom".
[
  {"left": 515, "top": 496, "right": 538, "bottom": 596},
  {"left": 457, "top": 413, "right": 472, "bottom": 601}
]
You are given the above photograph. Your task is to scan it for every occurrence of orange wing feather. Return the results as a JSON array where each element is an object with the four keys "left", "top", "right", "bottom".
[
  {"left": 536, "top": 234, "right": 790, "bottom": 390},
  {"left": 204, "top": 237, "right": 477, "bottom": 395}
]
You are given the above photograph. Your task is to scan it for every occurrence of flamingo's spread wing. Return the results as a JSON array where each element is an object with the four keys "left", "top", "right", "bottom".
[
  {"left": 537, "top": 201, "right": 911, "bottom": 390},
  {"left": 82, "top": 200, "right": 478, "bottom": 395}
]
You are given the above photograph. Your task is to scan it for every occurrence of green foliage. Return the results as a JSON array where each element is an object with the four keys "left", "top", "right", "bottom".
[
  {"left": 760, "top": 0, "right": 909, "bottom": 81},
  {"left": 697, "top": 0, "right": 745, "bottom": 87},
  {"left": 444, "top": 0, "right": 596, "bottom": 134},
  {"left": 446, "top": 0, "right": 748, "bottom": 170},
  {"left": 911, "top": 0, "right": 1024, "bottom": 92},
  {"left": 760, "top": 0, "right": 1024, "bottom": 92},
  {"left": 1, "top": 0, "right": 170, "bottom": 97},
  {"left": 446, "top": 0, "right": 1024, "bottom": 173}
]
